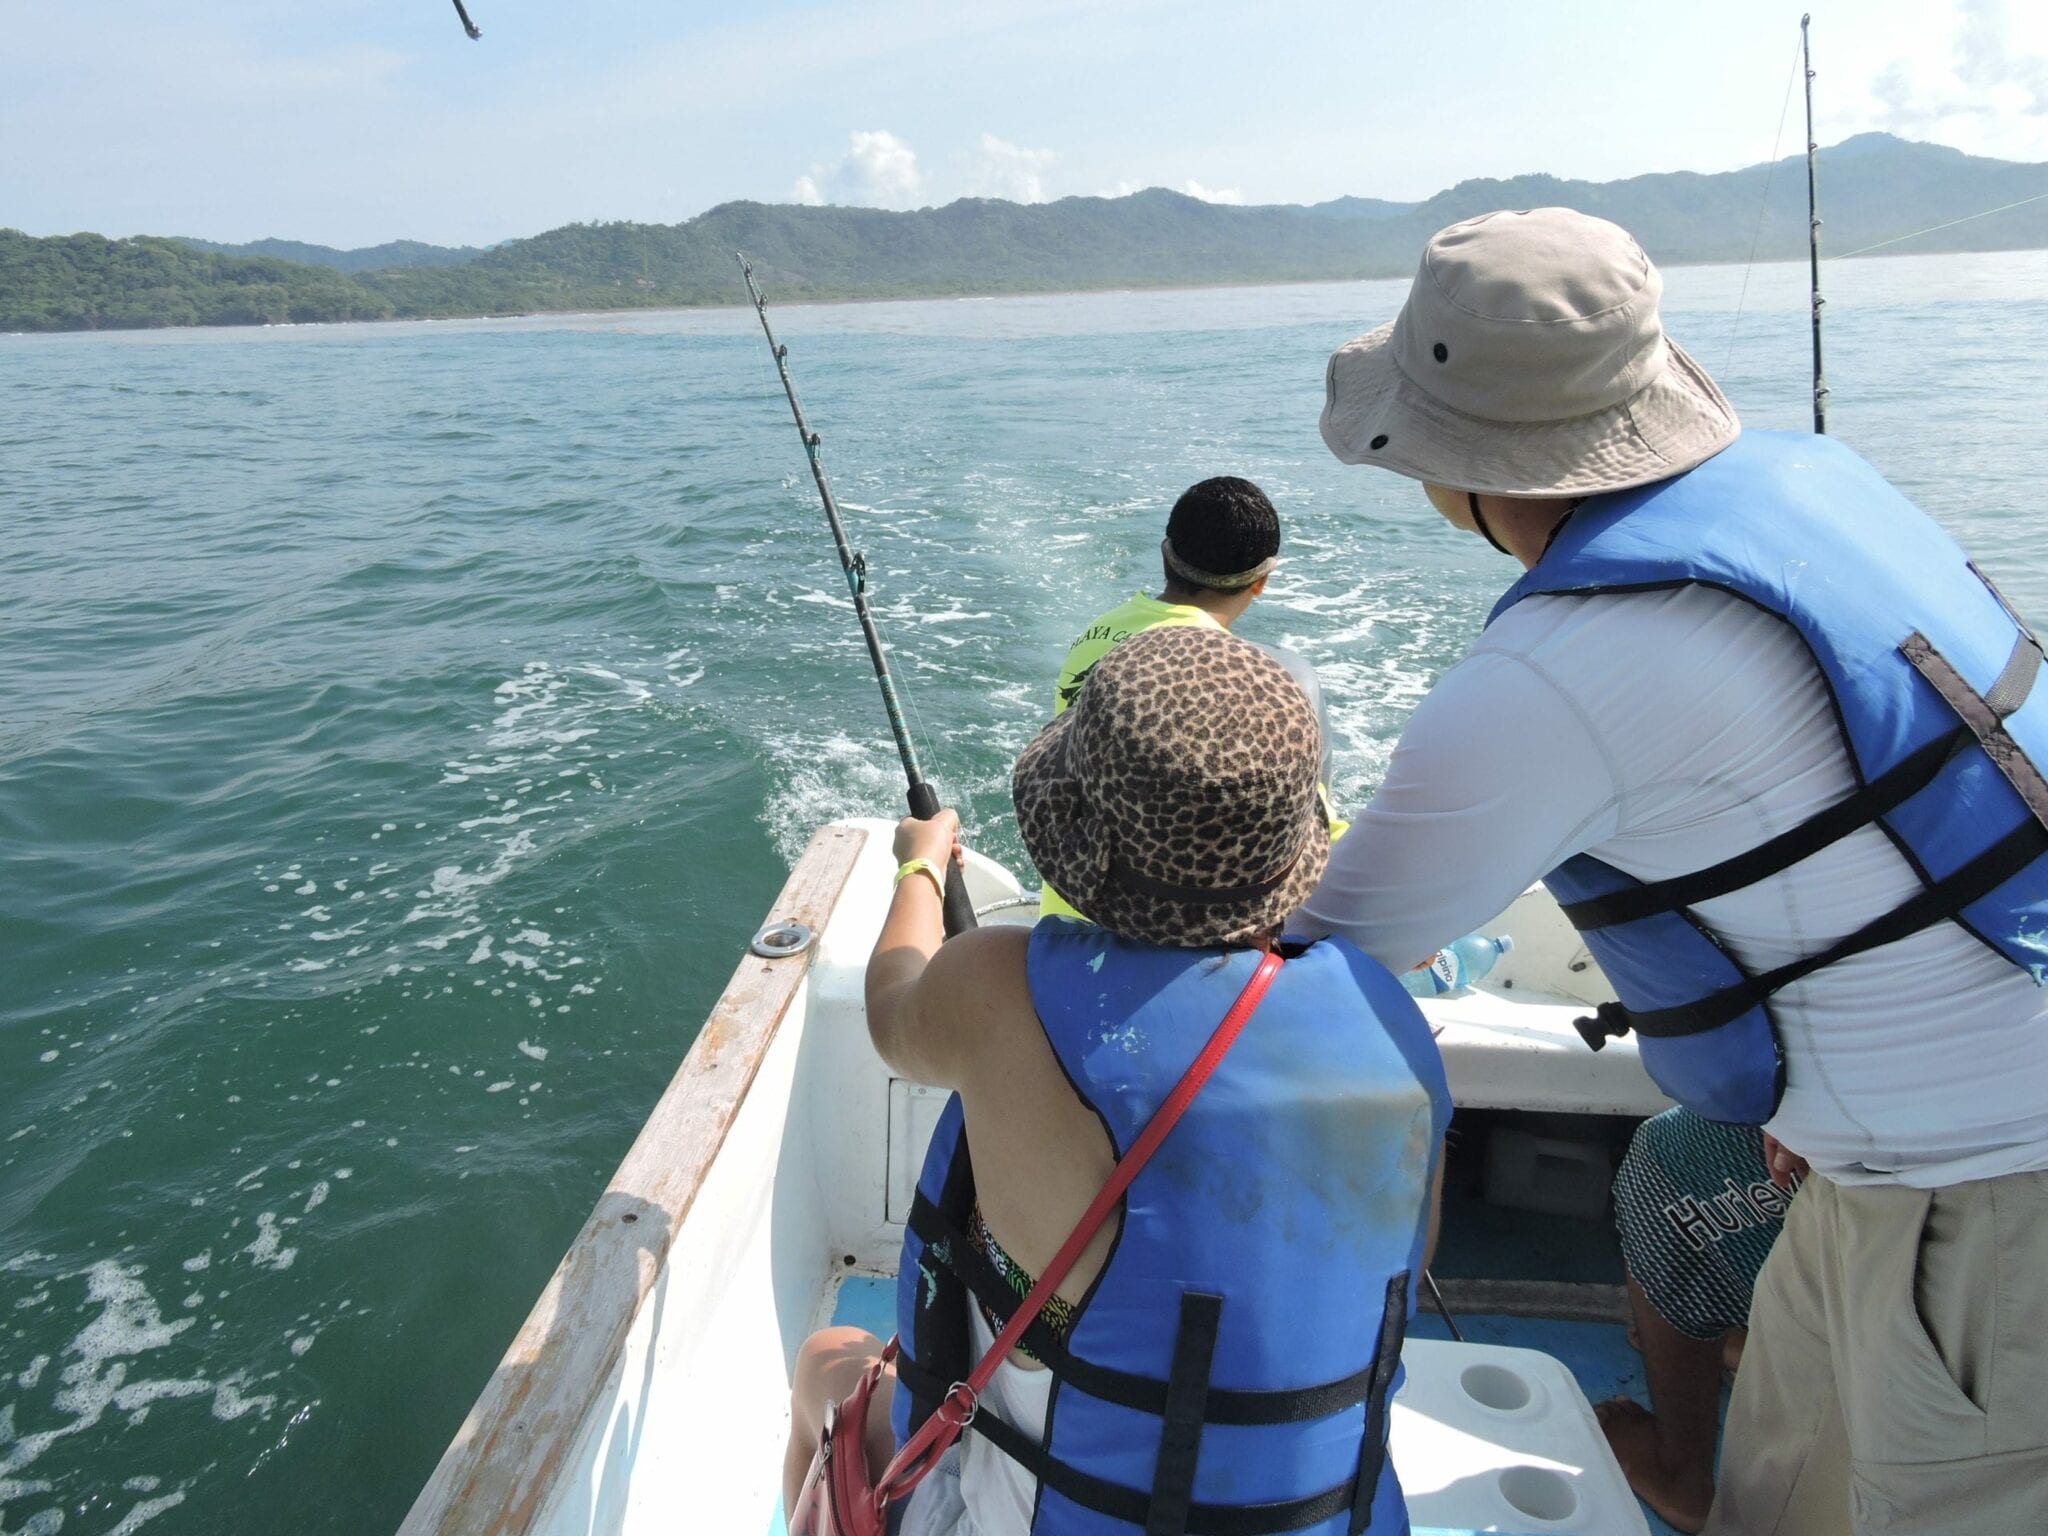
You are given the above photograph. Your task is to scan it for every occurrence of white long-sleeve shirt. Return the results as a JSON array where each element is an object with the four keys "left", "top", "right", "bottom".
[{"left": 1295, "top": 584, "right": 2048, "bottom": 1188}]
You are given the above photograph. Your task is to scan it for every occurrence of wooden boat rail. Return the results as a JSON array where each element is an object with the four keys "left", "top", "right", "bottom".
[{"left": 398, "top": 824, "right": 868, "bottom": 1536}]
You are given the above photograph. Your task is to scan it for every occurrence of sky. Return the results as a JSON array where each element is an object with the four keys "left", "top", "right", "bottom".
[{"left": 5, "top": 0, "right": 2048, "bottom": 249}]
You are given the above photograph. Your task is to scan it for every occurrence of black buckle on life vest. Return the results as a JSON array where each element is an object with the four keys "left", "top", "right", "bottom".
[{"left": 1572, "top": 1001, "right": 1633, "bottom": 1052}]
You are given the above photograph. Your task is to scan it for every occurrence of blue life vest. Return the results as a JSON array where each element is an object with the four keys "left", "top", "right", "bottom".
[
  {"left": 1490, "top": 430, "right": 2048, "bottom": 1125},
  {"left": 893, "top": 920, "right": 1449, "bottom": 1535}
]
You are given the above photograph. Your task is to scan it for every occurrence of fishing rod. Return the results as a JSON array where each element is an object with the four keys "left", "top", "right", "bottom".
[
  {"left": 1802, "top": 14, "right": 1827, "bottom": 434},
  {"left": 737, "top": 253, "right": 978, "bottom": 937},
  {"left": 450, "top": 0, "right": 482, "bottom": 40}
]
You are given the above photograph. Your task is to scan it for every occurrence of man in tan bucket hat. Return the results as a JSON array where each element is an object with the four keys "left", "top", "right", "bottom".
[
  {"left": 1298, "top": 207, "right": 2048, "bottom": 1535},
  {"left": 1319, "top": 206, "right": 1737, "bottom": 501}
]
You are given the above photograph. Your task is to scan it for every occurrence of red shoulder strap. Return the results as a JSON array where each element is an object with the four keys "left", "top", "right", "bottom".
[{"left": 877, "top": 948, "right": 1285, "bottom": 1504}]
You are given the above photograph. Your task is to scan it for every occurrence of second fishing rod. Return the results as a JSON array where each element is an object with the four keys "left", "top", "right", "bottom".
[{"left": 738, "top": 253, "right": 978, "bottom": 938}]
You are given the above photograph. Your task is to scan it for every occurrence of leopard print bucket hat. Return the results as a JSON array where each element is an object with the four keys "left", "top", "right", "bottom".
[{"left": 1013, "top": 625, "right": 1328, "bottom": 948}]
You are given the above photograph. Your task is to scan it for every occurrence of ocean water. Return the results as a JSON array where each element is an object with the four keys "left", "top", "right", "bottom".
[{"left": 4, "top": 250, "right": 2047, "bottom": 1535}]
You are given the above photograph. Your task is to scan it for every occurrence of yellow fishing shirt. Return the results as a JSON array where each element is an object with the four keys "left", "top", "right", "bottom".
[
  {"left": 1040, "top": 595, "right": 1224, "bottom": 920},
  {"left": 1052, "top": 592, "right": 1225, "bottom": 719}
]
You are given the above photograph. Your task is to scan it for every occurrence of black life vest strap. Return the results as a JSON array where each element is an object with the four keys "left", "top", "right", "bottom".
[
  {"left": 906, "top": 1193, "right": 1381, "bottom": 1425},
  {"left": 899, "top": 1214, "right": 1411, "bottom": 1534},
  {"left": 1562, "top": 615, "right": 2048, "bottom": 934},
  {"left": 903, "top": 1128, "right": 983, "bottom": 1433},
  {"left": 1569, "top": 624, "right": 2048, "bottom": 1050},
  {"left": 1584, "top": 816, "right": 2048, "bottom": 1043},
  {"left": 896, "top": 1344, "right": 1405, "bottom": 1536},
  {"left": 1558, "top": 724, "right": 1973, "bottom": 932},
  {"left": 1148, "top": 1293, "right": 1223, "bottom": 1536},
  {"left": 1348, "top": 1274, "right": 1409, "bottom": 1536},
  {"left": 923, "top": 1369, "right": 1366, "bottom": 1536}
]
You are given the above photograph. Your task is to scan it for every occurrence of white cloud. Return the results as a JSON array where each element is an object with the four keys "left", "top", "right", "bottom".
[
  {"left": 1181, "top": 179, "right": 1245, "bottom": 205},
  {"left": 1870, "top": 0, "right": 2048, "bottom": 140},
  {"left": 796, "top": 129, "right": 927, "bottom": 209},
  {"left": 1957, "top": 0, "right": 2048, "bottom": 112},
  {"left": 967, "top": 133, "right": 1055, "bottom": 202}
]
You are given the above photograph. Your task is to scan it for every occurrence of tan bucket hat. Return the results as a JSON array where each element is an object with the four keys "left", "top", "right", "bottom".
[
  {"left": 1320, "top": 207, "right": 1739, "bottom": 497},
  {"left": 1013, "top": 625, "right": 1327, "bottom": 948}
]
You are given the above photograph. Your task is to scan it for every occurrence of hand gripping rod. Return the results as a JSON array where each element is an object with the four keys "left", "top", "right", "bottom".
[{"left": 738, "top": 253, "right": 977, "bottom": 937}]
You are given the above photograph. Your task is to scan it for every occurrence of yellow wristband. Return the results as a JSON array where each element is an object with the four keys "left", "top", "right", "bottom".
[{"left": 893, "top": 858, "right": 946, "bottom": 902}]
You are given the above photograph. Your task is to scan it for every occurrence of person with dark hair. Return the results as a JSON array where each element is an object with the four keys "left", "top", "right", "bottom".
[
  {"left": 1051, "top": 476, "right": 1281, "bottom": 715},
  {"left": 1041, "top": 477, "right": 1340, "bottom": 919}
]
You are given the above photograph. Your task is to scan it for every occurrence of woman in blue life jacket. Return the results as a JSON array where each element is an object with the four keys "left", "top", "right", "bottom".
[{"left": 784, "top": 625, "right": 1451, "bottom": 1536}]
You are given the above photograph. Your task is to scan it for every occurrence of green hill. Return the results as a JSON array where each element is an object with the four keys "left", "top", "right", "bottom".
[
  {"left": 8, "top": 134, "right": 2047, "bottom": 334},
  {"left": 0, "top": 233, "right": 399, "bottom": 331},
  {"left": 171, "top": 236, "right": 489, "bottom": 273},
  {"left": 1403, "top": 133, "right": 2048, "bottom": 266}
]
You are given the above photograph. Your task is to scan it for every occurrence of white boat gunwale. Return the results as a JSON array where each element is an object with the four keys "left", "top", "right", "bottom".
[{"left": 398, "top": 822, "right": 870, "bottom": 1536}]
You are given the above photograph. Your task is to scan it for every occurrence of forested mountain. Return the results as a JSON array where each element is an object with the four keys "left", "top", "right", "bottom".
[
  {"left": 1400, "top": 132, "right": 2048, "bottom": 266},
  {"left": 7, "top": 134, "right": 2047, "bottom": 334},
  {"left": 171, "top": 237, "right": 488, "bottom": 272},
  {"left": 0, "top": 234, "right": 402, "bottom": 330},
  {"left": 1303, "top": 196, "right": 1419, "bottom": 221}
]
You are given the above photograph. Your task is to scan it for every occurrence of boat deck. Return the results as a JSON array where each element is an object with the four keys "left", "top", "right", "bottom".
[{"left": 806, "top": 1270, "right": 1706, "bottom": 1536}]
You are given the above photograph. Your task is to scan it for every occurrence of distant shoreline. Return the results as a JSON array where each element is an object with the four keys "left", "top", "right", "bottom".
[
  {"left": 12, "top": 133, "right": 2048, "bottom": 336},
  {"left": 8, "top": 242, "right": 2043, "bottom": 342}
]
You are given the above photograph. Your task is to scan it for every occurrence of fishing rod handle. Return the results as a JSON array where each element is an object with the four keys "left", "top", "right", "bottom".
[{"left": 906, "top": 780, "right": 979, "bottom": 937}]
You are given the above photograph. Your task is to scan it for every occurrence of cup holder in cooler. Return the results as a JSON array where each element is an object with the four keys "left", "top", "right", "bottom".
[
  {"left": 1497, "top": 1464, "right": 1578, "bottom": 1524},
  {"left": 1459, "top": 1361, "right": 1534, "bottom": 1413}
]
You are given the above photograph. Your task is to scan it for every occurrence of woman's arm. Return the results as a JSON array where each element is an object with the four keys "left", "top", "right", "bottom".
[
  {"left": 864, "top": 811, "right": 1035, "bottom": 1088},
  {"left": 863, "top": 811, "right": 960, "bottom": 1081}
]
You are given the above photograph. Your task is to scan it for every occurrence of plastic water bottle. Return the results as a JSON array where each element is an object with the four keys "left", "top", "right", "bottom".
[{"left": 1401, "top": 933, "right": 1514, "bottom": 997}]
